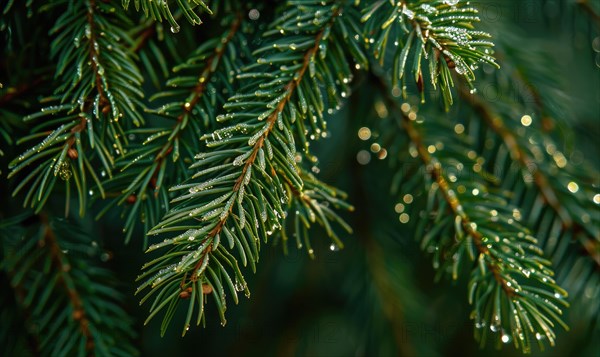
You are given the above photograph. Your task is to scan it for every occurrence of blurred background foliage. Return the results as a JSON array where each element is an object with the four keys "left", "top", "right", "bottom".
[{"left": 1, "top": 0, "right": 599, "bottom": 356}]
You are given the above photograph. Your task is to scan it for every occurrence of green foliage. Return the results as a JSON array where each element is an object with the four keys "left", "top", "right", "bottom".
[
  {"left": 1, "top": 0, "right": 599, "bottom": 355},
  {"left": 361, "top": 0, "right": 499, "bottom": 108},
  {"left": 385, "top": 98, "right": 569, "bottom": 352},
  {"left": 461, "top": 32, "right": 600, "bottom": 329},
  {"left": 99, "top": 13, "right": 249, "bottom": 246},
  {"left": 8, "top": 0, "right": 144, "bottom": 216},
  {"left": 137, "top": 0, "right": 361, "bottom": 335},
  {"left": 122, "top": 0, "right": 212, "bottom": 32},
  {"left": 0, "top": 214, "right": 137, "bottom": 356}
]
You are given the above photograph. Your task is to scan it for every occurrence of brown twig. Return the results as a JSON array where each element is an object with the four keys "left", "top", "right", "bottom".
[{"left": 0, "top": 76, "right": 46, "bottom": 107}]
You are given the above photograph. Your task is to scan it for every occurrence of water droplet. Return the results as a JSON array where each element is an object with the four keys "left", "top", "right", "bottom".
[
  {"left": 567, "top": 181, "right": 579, "bottom": 193},
  {"left": 521, "top": 115, "right": 533, "bottom": 127},
  {"left": 170, "top": 26, "right": 180, "bottom": 33},
  {"left": 358, "top": 127, "right": 371, "bottom": 141},
  {"left": 248, "top": 9, "right": 260, "bottom": 20},
  {"left": 490, "top": 317, "right": 501, "bottom": 332},
  {"left": 356, "top": 150, "right": 370, "bottom": 165}
]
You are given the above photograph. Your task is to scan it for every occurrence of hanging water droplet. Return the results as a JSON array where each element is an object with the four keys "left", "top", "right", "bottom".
[
  {"left": 170, "top": 25, "right": 180, "bottom": 33},
  {"left": 329, "top": 243, "right": 339, "bottom": 252},
  {"left": 234, "top": 278, "right": 246, "bottom": 292},
  {"left": 501, "top": 331, "right": 512, "bottom": 344},
  {"left": 490, "top": 318, "right": 501, "bottom": 332}
]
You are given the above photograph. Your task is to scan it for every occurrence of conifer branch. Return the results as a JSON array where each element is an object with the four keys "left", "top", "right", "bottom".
[
  {"left": 8, "top": 0, "right": 144, "bottom": 215},
  {"left": 462, "top": 89, "right": 571, "bottom": 227},
  {"left": 361, "top": 0, "right": 498, "bottom": 107},
  {"left": 186, "top": 7, "right": 339, "bottom": 283},
  {"left": 100, "top": 14, "right": 246, "bottom": 245},
  {"left": 138, "top": 1, "right": 357, "bottom": 335},
  {"left": 459, "top": 89, "right": 600, "bottom": 269},
  {"left": 373, "top": 70, "right": 569, "bottom": 352},
  {"left": 41, "top": 214, "right": 95, "bottom": 352},
  {"left": 394, "top": 92, "right": 516, "bottom": 296},
  {"left": 122, "top": 0, "right": 212, "bottom": 32},
  {"left": 0, "top": 214, "right": 138, "bottom": 355}
]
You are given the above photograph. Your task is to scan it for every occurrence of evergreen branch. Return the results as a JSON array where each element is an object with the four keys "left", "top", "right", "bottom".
[
  {"left": 449, "top": 31, "right": 600, "bottom": 324},
  {"left": 138, "top": 0, "right": 357, "bottom": 335},
  {"left": 361, "top": 0, "right": 498, "bottom": 108},
  {"left": 374, "top": 72, "right": 569, "bottom": 352},
  {"left": 122, "top": 0, "right": 212, "bottom": 32},
  {"left": 279, "top": 166, "right": 353, "bottom": 256},
  {"left": 0, "top": 213, "right": 138, "bottom": 356},
  {"left": 40, "top": 214, "right": 94, "bottom": 352},
  {"left": 7, "top": 0, "right": 144, "bottom": 216},
  {"left": 454, "top": 59, "right": 600, "bottom": 326},
  {"left": 210, "top": 9, "right": 337, "bottom": 240},
  {"left": 397, "top": 96, "right": 517, "bottom": 297},
  {"left": 99, "top": 14, "right": 245, "bottom": 246},
  {"left": 186, "top": 5, "right": 335, "bottom": 279},
  {"left": 460, "top": 89, "right": 600, "bottom": 267},
  {"left": 461, "top": 89, "right": 572, "bottom": 229}
]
